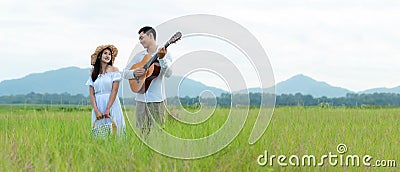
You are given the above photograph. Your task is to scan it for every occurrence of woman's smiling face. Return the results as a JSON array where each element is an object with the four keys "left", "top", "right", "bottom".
[{"left": 101, "top": 49, "right": 112, "bottom": 64}]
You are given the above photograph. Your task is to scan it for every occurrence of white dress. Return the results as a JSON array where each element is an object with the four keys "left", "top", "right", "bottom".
[{"left": 85, "top": 72, "right": 126, "bottom": 135}]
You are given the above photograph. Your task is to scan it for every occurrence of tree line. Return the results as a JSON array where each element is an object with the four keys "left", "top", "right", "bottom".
[
  {"left": 1, "top": 92, "right": 400, "bottom": 107},
  {"left": 169, "top": 92, "right": 400, "bottom": 107}
]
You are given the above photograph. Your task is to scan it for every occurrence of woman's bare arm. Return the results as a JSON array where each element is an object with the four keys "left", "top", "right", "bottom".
[
  {"left": 104, "top": 66, "right": 120, "bottom": 118},
  {"left": 104, "top": 81, "right": 119, "bottom": 118},
  {"left": 89, "top": 86, "right": 102, "bottom": 120}
]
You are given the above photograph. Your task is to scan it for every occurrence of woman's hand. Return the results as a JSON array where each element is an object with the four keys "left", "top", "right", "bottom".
[
  {"left": 95, "top": 110, "right": 103, "bottom": 120},
  {"left": 103, "top": 109, "right": 111, "bottom": 118}
]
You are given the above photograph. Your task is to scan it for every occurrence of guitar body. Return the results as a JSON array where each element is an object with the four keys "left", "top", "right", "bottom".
[
  {"left": 144, "top": 62, "right": 161, "bottom": 93},
  {"left": 128, "top": 31, "right": 182, "bottom": 94},
  {"left": 128, "top": 54, "right": 161, "bottom": 94}
]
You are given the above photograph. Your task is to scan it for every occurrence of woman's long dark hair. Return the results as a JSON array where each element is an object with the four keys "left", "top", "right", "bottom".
[{"left": 91, "top": 48, "right": 113, "bottom": 82}]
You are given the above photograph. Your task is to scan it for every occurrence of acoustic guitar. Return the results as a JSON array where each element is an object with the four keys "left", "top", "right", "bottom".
[{"left": 129, "top": 32, "right": 182, "bottom": 93}]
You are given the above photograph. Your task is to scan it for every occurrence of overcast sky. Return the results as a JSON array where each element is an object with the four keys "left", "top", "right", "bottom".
[{"left": 1, "top": 0, "right": 399, "bottom": 91}]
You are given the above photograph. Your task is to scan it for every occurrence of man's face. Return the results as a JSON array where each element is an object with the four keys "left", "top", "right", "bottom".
[{"left": 139, "top": 32, "right": 152, "bottom": 48}]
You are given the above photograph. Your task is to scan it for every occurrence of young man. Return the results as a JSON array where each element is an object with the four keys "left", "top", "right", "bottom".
[{"left": 125, "top": 26, "right": 172, "bottom": 135}]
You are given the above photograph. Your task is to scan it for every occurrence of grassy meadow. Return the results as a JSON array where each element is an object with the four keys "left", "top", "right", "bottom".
[{"left": 0, "top": 104, "right": 398, "bottom": 171}]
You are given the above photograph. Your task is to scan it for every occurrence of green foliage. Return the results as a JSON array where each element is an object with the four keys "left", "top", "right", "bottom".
[
  {"left": 0, "top": 92, "right": 90, "bottom": 105},
  {"left": 1, "top": 92, "right": 400, "bottom": 107},
  {"left": 172, "top": 92, "right": 400, "bottom": 107}
]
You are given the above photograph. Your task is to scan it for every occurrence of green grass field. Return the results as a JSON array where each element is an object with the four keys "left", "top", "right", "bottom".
[{"left": 0, "top": 104, "right": 398, "bottom": 171}]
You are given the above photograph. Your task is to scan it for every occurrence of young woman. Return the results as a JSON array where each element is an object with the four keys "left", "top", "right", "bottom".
[{"left": 86, "top": 45, "right": 126, "bottom": 135}]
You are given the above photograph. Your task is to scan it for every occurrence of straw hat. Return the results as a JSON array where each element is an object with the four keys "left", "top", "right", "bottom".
[{"left": 91, "top": 45, "right": 118, "bottom": 65}]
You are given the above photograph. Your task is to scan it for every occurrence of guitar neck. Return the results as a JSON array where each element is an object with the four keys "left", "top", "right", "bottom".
[{"left": 143, "top": 42, "right": 170, "bottom": 69}]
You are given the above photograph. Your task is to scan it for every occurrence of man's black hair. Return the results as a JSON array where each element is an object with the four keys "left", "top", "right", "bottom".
[{"left": 138, "top": 26, "right": 156, "bottom": 40}]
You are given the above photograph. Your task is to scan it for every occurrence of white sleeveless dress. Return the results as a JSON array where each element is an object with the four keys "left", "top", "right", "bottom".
[{"left": 85, "top": 72, "right": 126, "bottom": 135}]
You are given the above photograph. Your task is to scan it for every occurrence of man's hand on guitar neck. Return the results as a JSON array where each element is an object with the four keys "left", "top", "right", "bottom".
[{"left": 157, "top": 47, "right": 167, "bottom": 59}]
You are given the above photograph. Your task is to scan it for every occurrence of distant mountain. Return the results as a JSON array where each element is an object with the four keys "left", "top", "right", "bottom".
[
  {"left": 236, "top": 74, "right": 353, "bottom": 98},
  {"left": 360, "top": 86, "right": 400, "bottom": 94},
  {"left": 275, "top": 74, "right": 353, "bottom": 97},
  {"left": 0, "top": 67, "right": 227, "bottom": 98},
  {"left": 1, "top": 67, "right": 399, "bottom": 98},
  {"left": 0, "top": 67, "right": 90, "bottom": 96}
]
